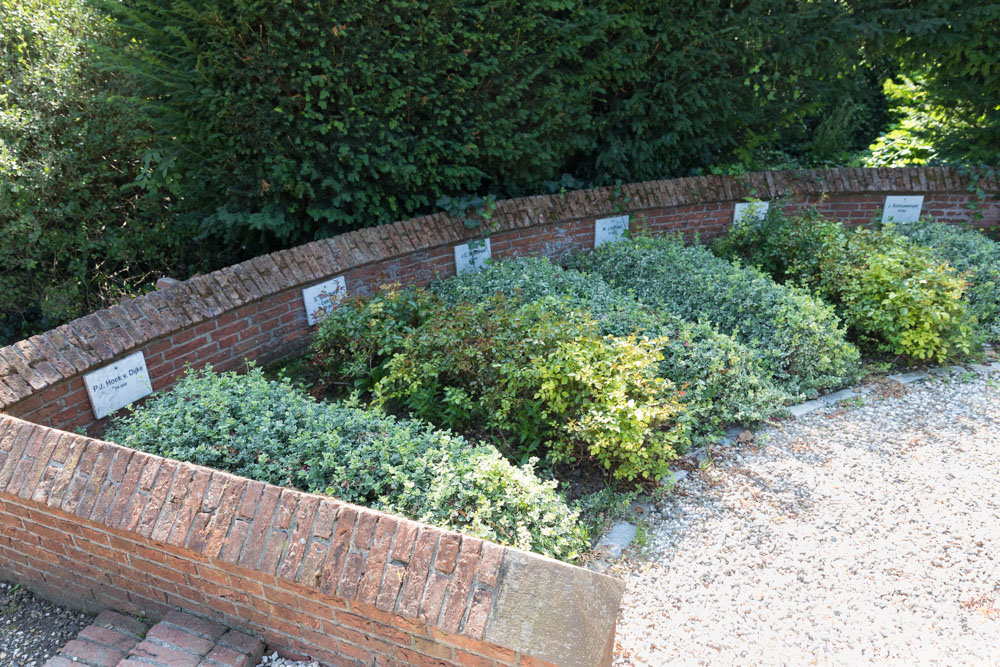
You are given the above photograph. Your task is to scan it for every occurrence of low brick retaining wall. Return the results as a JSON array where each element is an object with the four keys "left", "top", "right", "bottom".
[{"left": 1, "top": 166, "right": 997, "bottom": 666}]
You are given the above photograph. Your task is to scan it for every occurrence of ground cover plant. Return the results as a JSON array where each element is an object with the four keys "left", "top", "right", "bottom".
[
  {"left": 713, "top": 207, "right": 978, "bottom": 362},
  {"left": 570, "top": 235, "right": 861, "bottom": 397},
  {"left": 106, "top": 366, "right": 587, "bottom": 561},
  {"left": 898, "top": 221, "right": 1000, "bottom": 343},
  {"left": 312, "top": 287, "right": 689, "bottom": 482},
  {"left": 430, "top": 257, "right": 791, "bottom": 435}
]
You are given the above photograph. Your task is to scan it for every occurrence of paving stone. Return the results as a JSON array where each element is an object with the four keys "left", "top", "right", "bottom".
[
  {"left": 788, "top": 399, "right": 823, "bottom": 418},
  {"left": 888, "top": 370, "right": 930, "bottom": 385},
  {"left": 593, "top": 521, "right": 637, "bottom": 559},
  {"left": 819, "top": 388, "right": 860, "bottom": 405}
]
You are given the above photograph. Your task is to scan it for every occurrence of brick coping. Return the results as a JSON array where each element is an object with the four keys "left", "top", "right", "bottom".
[{"left": 1, "top": 166, "right": 996, "bottom": 418}]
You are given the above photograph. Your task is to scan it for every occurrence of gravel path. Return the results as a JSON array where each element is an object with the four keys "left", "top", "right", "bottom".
[
  {"left": 0, "top": 581, "right": 93, "bottom": 666},
  {"left": 613, "top": 373, "right": 1000, "bottom": 666}
]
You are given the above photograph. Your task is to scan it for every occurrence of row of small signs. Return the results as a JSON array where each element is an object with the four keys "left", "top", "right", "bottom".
[
  {"left": 81, "top": 195, "right": 925, "bottom": 420},
  {"left": 734, "top": 195, "right": 925, "bottom": 225}
]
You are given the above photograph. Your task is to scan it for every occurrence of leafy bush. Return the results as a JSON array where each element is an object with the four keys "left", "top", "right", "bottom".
[
  {"left": 433, "top": 257, "right": 791, "bottom": 432},
  {"left": 0, "top": 0, "right": 204, "bottom": 345},
  {"left": 106, "top": 366, "right": 586, "bottom": 561},
  {"left": 714, "top": 208, "right": 978, "bottom": 361},
  {"left": 897, "top": 221, "right": 1000, "bottom": 342},
  {"left": 817, "top": 228, "right": 976, "bottom": 361},
  {"left": 313, "top": 290, "right": 689, "bottom": 481},
  {"left": 571, "top": 235, "right": 860, "bottom": 396},
  {"left": 97, "top": 0, "right": 884, "bottom": 251}
]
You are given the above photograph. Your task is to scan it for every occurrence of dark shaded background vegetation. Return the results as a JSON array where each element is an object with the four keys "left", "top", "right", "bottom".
[{"left": 2, "top": 0, "right": 998, "bottom": 345}]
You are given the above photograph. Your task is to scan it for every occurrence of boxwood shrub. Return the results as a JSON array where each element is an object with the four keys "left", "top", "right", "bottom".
[
  {"left": 105, "top": 366, "right": 587, "bottom": 561},
  {"left": 432, "top": 257, "right": 791, "bottom": 432},
  {"left": 571, "top": 235, "right": 860, "bottom": 396},
  {"left": 714, "top": 208, "right": 978, "bottom": 361},
  {"left": 898, "top": 221, "right": 1000, "bottom": 343},
  {"left": 313, "top": 290, "right": 690, "bottom": 482}
]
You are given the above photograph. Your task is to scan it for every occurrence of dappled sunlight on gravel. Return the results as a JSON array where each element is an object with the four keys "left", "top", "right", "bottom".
[{"left": 613, "top": 375, "right": 1000, "bottom": 665}]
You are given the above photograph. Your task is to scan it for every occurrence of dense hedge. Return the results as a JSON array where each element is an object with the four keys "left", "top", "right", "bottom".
[
  {"left": 899, "top": 221, "right": 1000, "bottom": 342},
  {"left": 97, "top": 0, "right": 884, "bottom": 251},
  {"left": 312, "top": 287, "right": 689, "bottom": 482},
  {"left": 106, "top": 366, "right": 586, "bottom": 560},
  {"left": 0, "top": 0, "right": 206, "bottom": 343},
  {"left": 571, "top": 236, "right": 860, "bottom": 396},
  {"left": 432, "top": 257, "right": 790, "bottom": 433},
  {"left": 714, "top": 208, "right": 977, "bottom": 361}
]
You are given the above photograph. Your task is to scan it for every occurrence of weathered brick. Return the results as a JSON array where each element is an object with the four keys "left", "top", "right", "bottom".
[
  {"left": 238, "top": 485, "right": 281, "bottom": 569},
  {"left": 390, "top": 519, "right": 420, "bottom": 563},
  {"left": 461, "top": 588, "right": 492, "bottom": 639},
  {"left": 129, "top": 638, "right": 202, "bottom": 667},
  {"left": 439, "top": 538, "right": 483, "bottom": 634},
  {"left": 358, "top": 515, "right": 397, "bottom": 606},
  {"left": 278, "top": 496, "right": 319, "bottom": 581},
  {"left": 59, "top": 639, "right": 127, "bottom": 666},
  {"left": 168, "top": 468, "right": 212, "bottom": 547},
  {"left": 435, "top": 533, "right": 461, "bottom": 575},
  {"left": 319, "top": 506, "right": 357, "bottom": 595},
  {"left": 396, "top": 528, "right": 439, "bottom": 617},
  {"left": 419, "top": 572, "right": 450, "bottom": 626},
  {"left": 202, "top": 478, "right": 248, "bottom": 558},
  {"left": 375, "top": 562, "right": 407, "bottom": 613},
  {"left": 475, "top": 542, "right": 504, "bottom": 589}
]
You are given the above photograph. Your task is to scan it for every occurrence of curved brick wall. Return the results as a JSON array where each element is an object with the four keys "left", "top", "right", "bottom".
[{"left": 1, "top": 166, "right": 998, "bottom": 666}]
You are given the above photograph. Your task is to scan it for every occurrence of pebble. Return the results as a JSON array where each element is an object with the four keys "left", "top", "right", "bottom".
[
  {"left": 0, "top": 582, "right": 92, "bottom": 666},
  {"left": 613, "top": 374, "right": 1000, "bottom": 665}
]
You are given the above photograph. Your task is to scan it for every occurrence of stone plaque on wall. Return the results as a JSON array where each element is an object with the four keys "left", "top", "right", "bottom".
[
  {"left": 84, "top": 351, "right": 153, "bottom": 419},
  {"left": 454, "top": 238, "right": 492, "bottom": 275},
  {"left": 882, "top": 195, "right": 923, "bottom": 223},
  {"left": 594, "top": 215, "right": 630, "bottom": 247},
  {"left": 733, "top": 201, "right": 769, "bottom": 225},
  {"left": 302, "top": 276, "right": 347, "bottom": 326}
]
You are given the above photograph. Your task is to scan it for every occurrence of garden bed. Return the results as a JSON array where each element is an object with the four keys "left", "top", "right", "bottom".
[{"left": 102, "top": 211, "right": 1000, "bottom": 568}]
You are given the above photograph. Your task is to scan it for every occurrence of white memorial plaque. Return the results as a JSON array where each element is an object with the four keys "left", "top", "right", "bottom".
[
  {"left": 594, "top": 215, "right": 630, "bottom": 247},
  {"left": 302, "top": 276, "right": 347, "bottom": 326},
  {"left": 454, "top": 238, "right": 492, "bottom": 275},
  {"left": 84, "top": 351, "right": 152, "bottom": 420},
  {"left": 733, "top": 201, "right": 769, "bottom": 225},
  {"left": 882, "top": 195, "right": 923, "bottom": 223}
]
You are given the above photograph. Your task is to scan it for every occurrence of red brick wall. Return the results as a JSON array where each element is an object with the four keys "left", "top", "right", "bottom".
[
  {"left": 0, "top": 416, "right": 568, "bottom": 667},
  {"left": 0, "top": 166, "right": 998, "bottom": 666}
]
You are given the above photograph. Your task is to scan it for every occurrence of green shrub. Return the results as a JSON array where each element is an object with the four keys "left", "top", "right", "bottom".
[
  {"left": 106, "top": 366, "right": 586, "bottom": 561},
  {"left": 898, "top": 221, "right": 1000, "bottom": 343},
  {"left": 98, "top": 0, "right": 882, "bottom": 251},
  {"left": 0, "top": 0, "right": 204, "bottom": 345},
  {"left": 818, "top": 228, "right": 976, "bottom": 361},
  {"left": 571, "top": 235, "right": 860, "bottom": 396},
  {"left": 714, "top": 207, "right": 978, "bottom": 361},
  {"left": 313, "top": 290, "right": 689, "bottom": 481},
  {"left": 310, "top": 284, "right": 434, "bottom": 394},
  {"left": 433, "top": 257, "right": 791, "bottom": 432}
]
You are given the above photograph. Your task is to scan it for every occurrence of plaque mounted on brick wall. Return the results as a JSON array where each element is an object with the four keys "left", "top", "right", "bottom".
[
  {"left": 454, "top": 238, "right": 492, "bottom": 275},
  {"left": 84, "top": 351, "right": 153, "bottom": 419},
  {"left": 302, "top": 276, "right": 347, "bottom": 326},
  {"left": 733, "top": 201, "right": 769, "bottom": 225},
  {"left": 882, "top": 195, "right": 924, "bottom": 223},
  {"left": 594, "top": 215, "right": 630, "bottom": 247}
]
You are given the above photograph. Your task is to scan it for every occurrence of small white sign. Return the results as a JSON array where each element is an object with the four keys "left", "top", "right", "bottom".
[
  {"left": 302, "top": 276, "right": 347, "bottom": 326},
  {"left": 84, "top": 351, "right": 152, "bottom": 420},
  {"left": 594, "top": 215, "right": 630, "bottom": 247},
  {"left": 882, "top": 195, "right": 923, "bottom": 224},
  {"left": 454, "top": 238, "right": 492, "bottom": 275},
  {"left": 733, "top": 201, "right": 769, "bottom": 225}
]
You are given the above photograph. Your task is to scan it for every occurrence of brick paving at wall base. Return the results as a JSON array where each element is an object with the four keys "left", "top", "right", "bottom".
[
  {"left": 43, "top": 609, "right": 264, "bottom": 667},
  {"left": 1, "top": 166, "right": 998, "bottom": 667}
]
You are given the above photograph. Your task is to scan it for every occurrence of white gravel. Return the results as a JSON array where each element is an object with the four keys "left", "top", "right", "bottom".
[
  {"left": 613, "top": 373, "right": 1000, "bottom": 666},
  {"left": 258, "top": 651, "right": 318, "bottom": 666}
]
